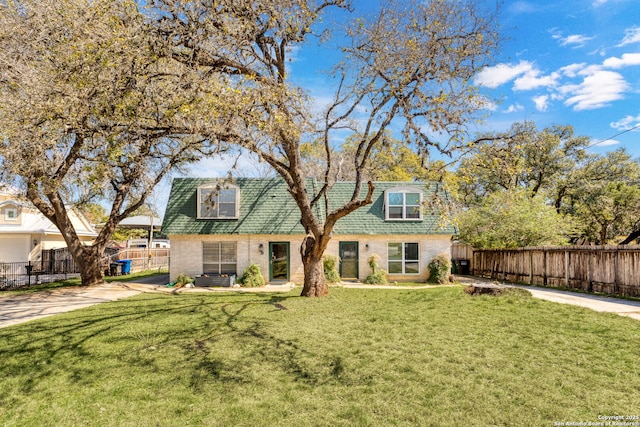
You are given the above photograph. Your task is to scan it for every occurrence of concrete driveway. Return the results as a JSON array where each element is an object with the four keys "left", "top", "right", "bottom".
[
  {"left": 456, "top": 275, "right": 640, "bottom": 321},
  {"left": 0, "top": 278, "right": 157, "bottom": 329}
]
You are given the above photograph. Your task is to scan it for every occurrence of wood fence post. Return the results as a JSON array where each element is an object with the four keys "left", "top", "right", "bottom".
[
  {"left": 503, "top": 251, "right": 507, "bottom": 282},
  {"left": 491, "top": 251, "right": 495, "bottom": 279},
  {"left": 587, "top": 249, "right": 594, "bottom": 292},
  {"left": 614, "top": 249, "right": 619, "bottom": 295},
  {"left": 565, "top": 250, "right": 569, "bottom": 288},
  {"left": 543, "top": 249, "right": 548, "bottom": 287}
]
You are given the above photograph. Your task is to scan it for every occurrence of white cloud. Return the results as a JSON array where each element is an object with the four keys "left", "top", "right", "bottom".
[
  {"left": 562, "top": 70, "right": 629, "bottom": 111},
  {"left": 504, "top": 103, "right": 524, "bottom": 113},
  {"left": 560, "top": 63, "right": 587, "bottom": 77},
  {"left": 618, "top": 26, "right": 640, "bottom": 46},
  {"left": 610, "top": 114, "right": 640, "bottom": 131},
  {"left": 514, "top": 70, "right": 560, "bottom": 91},
  {"left": 475, "top": 61, "right": 558, "bottom": 91},
  {"left": 602, "top": 53, "right": 640, "bottom": 68},
  {"left": 532, "top": 95, "right": 549, "bottom": 112},
  {"left": 555, "top": 34, "right": 595, "bottom": 48},
  {"left": 507, "top": 1, "right": 538, "bottom": 14},
  {"left": 474, "top": 61, "right": 534, "bottom": 88},
  {"left": 592, "top": 0, "right": 608, "bottom": 6},
  {"left": 590, "top": 138, "right": 620, "bottom": 147},
  {"left": 589, "top": 47, "right": 608, "bottom": 57}
]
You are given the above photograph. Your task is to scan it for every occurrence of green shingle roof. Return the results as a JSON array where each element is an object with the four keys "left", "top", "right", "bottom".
[
  {"left": 329, "top": 182, "right": 455, "bottom": 235},
  {"left": 162, "top": 178, "right": 455, "bottom": 236}
]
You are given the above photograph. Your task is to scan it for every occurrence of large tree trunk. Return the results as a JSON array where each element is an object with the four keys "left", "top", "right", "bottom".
[
  {"left": 66, "top": 241, "right": 107, "bottom": 287},
  {"left": 76, "top": 246, "right": 106, "bottom": 287},
  {"left": 299, "top": 232, "right": 329, "bottom": 297},
  {"left": 599, "top": 224, "right": 609, "bottom": 246},
  {"left": 300, "top": 251, "right": 328, "bottom": 297},
  {"left": 26, "top": 186, "right": 109, "bottom": 287}
]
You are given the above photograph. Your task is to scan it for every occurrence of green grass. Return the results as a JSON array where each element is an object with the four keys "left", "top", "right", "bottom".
[
  {"left": 1, "top": 287, "right": 639, "bottom": 426},
  {"left": 338, "top": 281, "right": 441, "bottom": 287},
  {"left": 382, "top": 281, "right": 446, "bottom": 287},
  {"left": 0, "top": 270, "right": 168, "bottom": 295}
]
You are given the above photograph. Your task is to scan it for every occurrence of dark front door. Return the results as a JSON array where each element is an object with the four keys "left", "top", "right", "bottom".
[
  {"left": 269, "top": 242, "right": 290, "bottom": 281},
  {"left": 339, "top": 242, "right": 359, "bottom": 279}
]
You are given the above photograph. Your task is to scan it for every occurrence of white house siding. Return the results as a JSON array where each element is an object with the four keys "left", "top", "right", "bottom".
[
  {"left": 170, "top": 233, "right": 452, "bottom": 284},
  {"left": 39, "top": 235, "right": 72, "bottom": 251},
  {"left": 169, "top": 234, "right": 305, "bottom": 283},
  {"left": 328, "top": 234, "right": 451, "bottom": 282}
]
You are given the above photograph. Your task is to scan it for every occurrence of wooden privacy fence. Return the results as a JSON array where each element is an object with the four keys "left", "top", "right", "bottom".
[
  {"left": 473, "top": 245, "right": 640, "bottom": 298},
  {"left": 103, "top": 248, "right": 170, "bottom": 273},
  {"left": 451, "top": 242, "right": 474, "bottom": 261}
]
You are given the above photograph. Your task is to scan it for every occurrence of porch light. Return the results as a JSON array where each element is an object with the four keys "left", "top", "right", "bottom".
[{"left": 258, "top": 243, "right": 264, "bottom": 255}]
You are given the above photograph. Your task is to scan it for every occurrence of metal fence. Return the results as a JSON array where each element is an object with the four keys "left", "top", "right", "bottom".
[
  {"left": 0, "top": 247, "right": 170, "bottom": 291},
  {"left": 0, "top": 257, "right": 80, "bottom": 291}
]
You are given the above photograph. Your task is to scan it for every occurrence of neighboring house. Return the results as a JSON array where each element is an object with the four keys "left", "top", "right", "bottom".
[
  {"left": 0, "top": 191, "right": 97, "bottom": 263},
  {"left": 117, "top": 215, "right": 163, "bottom": 238},
  {"left": 162, "top": 178, "right": 455, "bottom": 283},
  {"left": 114, "top": 215, "right": 169, "bottom": 248},
  {"left": 126, "top": 238, "right": 170, "bottom": 249}
]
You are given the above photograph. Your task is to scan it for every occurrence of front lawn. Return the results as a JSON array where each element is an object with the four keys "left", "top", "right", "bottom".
[{"left": 1, "top": 287, "right": 638, "bottom": 426}]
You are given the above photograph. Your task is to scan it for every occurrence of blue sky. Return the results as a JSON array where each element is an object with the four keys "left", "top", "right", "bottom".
[
  {"left": 287, "top": 0, "right": 640, "bottom": 155},
  {"left": 164, "top": 0, "right": 640, "bottom": 213},
  {"left": 472, "top": 0, "right": 640, "bottom": 155}
]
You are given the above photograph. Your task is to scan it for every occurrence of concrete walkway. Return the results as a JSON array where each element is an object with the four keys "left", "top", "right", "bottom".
[{"left": 456, "top": 275, "right": 640, "bottom": 321}]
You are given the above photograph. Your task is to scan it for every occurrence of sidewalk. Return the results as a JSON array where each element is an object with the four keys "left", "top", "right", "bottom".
[{"left": 456, "top": 275, "right": 640, "bottom": 321}]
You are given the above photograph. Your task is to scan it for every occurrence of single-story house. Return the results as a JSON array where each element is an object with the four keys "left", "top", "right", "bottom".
[
  {"left": 0, "top": 191, "right": 97, "bottom": 263},
  {"left": 162, "top": 178, "right": 455, "bottom": 283}
]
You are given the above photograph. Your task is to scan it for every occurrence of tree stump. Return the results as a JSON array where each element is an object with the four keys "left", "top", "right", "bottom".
[{"left": 464, "top": 283, "right": 507, "bottom": 296}]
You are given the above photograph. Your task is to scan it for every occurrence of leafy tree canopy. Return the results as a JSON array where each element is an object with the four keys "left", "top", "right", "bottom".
[
  {"left": 456, "top": 189, "right": 574, "bottom": 249},
  {"left": 456, "top": 121, "right": 590, "bottom": 206},
  {"left": 0, "top": 0, "right": 221, "bottom": 285},
  {"left": 454, "top": 121, "right": 640, "bottom": 246},
  {"left": 559, "top": 149, "right": 640, "bottom": 244}
]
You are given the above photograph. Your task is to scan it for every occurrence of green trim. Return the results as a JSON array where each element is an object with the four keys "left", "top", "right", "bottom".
[
  {"left": 339, "top": 241, "right": 359, "bottom": 279},
  {"left": 269, "top": 242, "right": 290, "bottom": 282}
]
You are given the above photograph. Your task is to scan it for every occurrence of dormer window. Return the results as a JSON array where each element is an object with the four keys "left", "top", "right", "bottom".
[
  {"left": 385, "top": 187, "right": 423, "bottom": 221},
  {"left": 4, "top": 207, "right": 18, "bottom": 221},
  {"left": 197, "top": 183, "right": 239, "bottom": 219}
]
